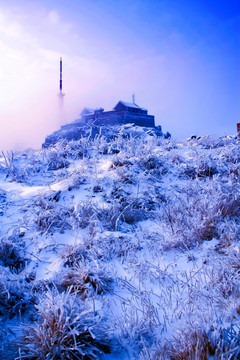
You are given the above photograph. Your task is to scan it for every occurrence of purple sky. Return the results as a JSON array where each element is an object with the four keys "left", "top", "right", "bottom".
[{"left": 0, "top": 0, "right": 239, "bottom": 150}]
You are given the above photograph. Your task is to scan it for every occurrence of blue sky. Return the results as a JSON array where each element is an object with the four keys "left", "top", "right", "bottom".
[{"left": 0, "top": 0, "right": 239, "bottom": 149}]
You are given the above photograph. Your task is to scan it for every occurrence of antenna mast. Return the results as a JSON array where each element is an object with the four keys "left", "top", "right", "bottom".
[
  {"left": 60, "top": 57, "right": 63, "bottom": 93},
  {"left": 132, "top": 93, "right": 135, "bottom": 104},
  {"left": 58, "top": 57, "right": 65, "bottom": 100}
]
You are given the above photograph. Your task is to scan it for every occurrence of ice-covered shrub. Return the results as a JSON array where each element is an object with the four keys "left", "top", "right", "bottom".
[
  {"left": 196, "top": 134, "right": 238, "bottom": 149},
  {"left": 0, "top": 268, "right": 35, "bottom": 319},
  {"left": 73, "top": 202, "right": 97, "bottom": 229},
  {"left": 115, "top": 166, "right": 137, "bottom": 184},
  {"left": 179, "top": 153, "right": 219, "bottom": 179},
  {"left": 103, "top": 194, "right": 148, "bottom": 228},
  {"left": 118, "top": 207, "right": 146, "bottom": 225},
  {"left": 111, "top": 157, "right": 132, "bottom": 168},
  {"left": 205, "top": 253, "right": 240, "bottom": 300},
  {"left": 2, "top": 149, "right": 64, "bottom": 184},
  {"left": 33, "top": 197, "right": 73, "bottom": 234},
  {"left": 86, "top": 234, "right": 140, "bottom": 261},
  {"left": 1, "top": 150, "right": 15, "bottom": 172},
  {"left": 0, "top": 188, "right": 6, "bottom": 205},
  {"left": 60, "top": 244, "right": 89, "bottom": 267},
  {"left": 36, "top": 208, "right": 72, "bottom": 233},
  {"left": 141, "top": 155, "right": 164, "bottom": 171},
  {"left": 92, "top": 184, "right": 103, "bottom": 193},
  {"left": 137, "top": 154, "right": 168, "bottom": 178},
  {"left": 216, "top": 220, "right": 240, "bottom": 250},
  {"left": 18, "top": 286, "right": 111, "bottom": 359},
  {"left": 99, "top": 187, "right": 150, "bottom": 230},
  {"left": 1, "top": 150, "right": 32, "bottom": 182},
  {"left": 218, "top": 193, "right": 240, "bottom": 219},
  {"left": 117, "top": 304, "right": 155, "bottom": 355},
  {"left": 60, "top": 262, "right": 112, "bottom": 299},
  {"left": 46, "top": 147, "right": 70, "bottom": 171},
  {"left": 67, "top": 172, "right": 86, "bottom": 190},
  {"left": 160, "top": 179, "right": 240, "bottom": 249},
  {"left": 148, "top": 325, "right": 240, "bottom": 360},
  {"left": 63, "top": 139, "right": 87, "bottom": 159},
  {"left": 0, "top": 236, "right": 26, "bottom": 272},
  {"left": 221, "top": 146, "right": 240, "bottom": 171},
  {"left": 97, "top": 202, "right": 146, "bottom": 230},
  {"left": 196, "top": 159, "right": 218, "bottom": 178},
  {"left": 0, "top": 323, "right": 18, "bottom": 359},
  {"left": 160, "top": 195, "right": 219, "bottom": 249}
]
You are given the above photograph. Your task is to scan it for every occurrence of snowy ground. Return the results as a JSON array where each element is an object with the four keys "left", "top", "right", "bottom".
[{"left": 0, "top": 131, "right": 239, "bottom": 359}]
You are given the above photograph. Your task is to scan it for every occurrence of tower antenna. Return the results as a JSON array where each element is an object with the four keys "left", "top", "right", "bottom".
[
  {"left": 60, "top": 57, "right": 62, "bottom": 93},
  {"left": 132, "top": 93, "right": 135, "bottom": 104},
  {"left": 58, "top": 57, "right": 65, "bottom": 100}
]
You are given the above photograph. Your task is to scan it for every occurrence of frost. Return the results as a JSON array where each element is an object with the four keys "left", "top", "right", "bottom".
[{"left": 0, "top": 133, "right": 239, "bottom": 359}]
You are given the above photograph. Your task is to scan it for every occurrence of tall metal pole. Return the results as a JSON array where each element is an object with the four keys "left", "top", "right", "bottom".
[
  {"left": 58, "top": 57, "right": 65, "bottom": 99},
  {"left": 58, "top": 57, "right": 65, "bottom": 119},
  {"left": 132, "top": 93, "right": 135, "bottom": 104},
  {"left": 60, "top": 57, "right": 63, "bottom": 94}
]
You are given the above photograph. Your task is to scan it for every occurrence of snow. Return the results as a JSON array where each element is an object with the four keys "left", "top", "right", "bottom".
[
  {"left": 116, "top": 101, "right": 147, "bottom": 111},
  {"left": 0, "top": 132, "right": 239, "bottom": 359}
]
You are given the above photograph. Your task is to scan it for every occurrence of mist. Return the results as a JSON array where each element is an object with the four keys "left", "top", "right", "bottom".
[{"left": 0, "top": 0, "right": 239, "bottom": 151}]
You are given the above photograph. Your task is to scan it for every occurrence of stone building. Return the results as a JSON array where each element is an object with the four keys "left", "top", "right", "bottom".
[
  {"left": 42, "top": 100, "right": 169, "bottom": 148},
  {"left": 80, "top": 100, "right": 155, "bottom": 128}
]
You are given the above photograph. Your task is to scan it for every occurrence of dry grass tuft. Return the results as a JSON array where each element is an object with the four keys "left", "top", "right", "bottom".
[
  {"left": 18, "top": 286, "right": 111, "bottom": 359},
  {"left": 61, "top": 264, "right": 112, "bottom": 299},
  {"left": 152, "top": 326, "right": 240, "bottom": 360}
]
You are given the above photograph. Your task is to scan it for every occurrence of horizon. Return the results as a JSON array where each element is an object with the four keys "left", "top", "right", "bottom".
[{"left": 0, "top": 0, "right": 239, "bottom": 150}]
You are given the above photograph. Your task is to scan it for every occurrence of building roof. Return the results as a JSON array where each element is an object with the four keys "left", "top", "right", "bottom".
[
  {"left": 81, "top": 107, "right": 104, "bottom": 116},
  {"left": 114, "top": 101, "right": 147, "bottom": 111},
  {"left": 81, "top": 108, "right": 96, "bottom": 115}
]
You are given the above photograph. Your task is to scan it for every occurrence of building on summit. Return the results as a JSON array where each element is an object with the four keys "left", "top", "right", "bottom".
[
  {"left": 80, "top": 100, "right": 155, "bottom": 128},
  {"left": 42, "top": 99, "right": 169, "bottom": 148}
]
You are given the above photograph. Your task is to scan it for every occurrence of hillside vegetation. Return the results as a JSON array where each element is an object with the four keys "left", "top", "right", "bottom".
[{"left": 0, "top": 130, "right": 239, "bottom": 359}]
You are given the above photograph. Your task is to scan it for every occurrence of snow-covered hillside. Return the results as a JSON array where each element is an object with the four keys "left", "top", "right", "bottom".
[{"left": 0, "top": 131, "right": 239, "bottom": 359}]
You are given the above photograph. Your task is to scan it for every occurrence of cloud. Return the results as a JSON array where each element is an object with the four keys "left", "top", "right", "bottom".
[
  {"left": 0, "top": 8, "right": 65, "bottom": 150},
  {"left": 0, "top": 6, "right": 112, "bottom": 150},
  {"left": 47, "top": 10, "right": 60, "bottom": 25},
  {"left": 0, "top": 11, "right": 28, "bottom": 41},
  {"left": 45, "top": 9, "right": 73, "bottom": 35},
  {"left": 0, "top": 1, "right": 238, "bottom": 150}
]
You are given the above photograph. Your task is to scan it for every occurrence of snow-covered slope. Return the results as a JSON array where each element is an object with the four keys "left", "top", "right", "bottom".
[
  {"left": 43, "top": 123, "right": 170, "bottom": 147},
  {"left": 0, "top": 133, "right": 239, "bottom": 359}
]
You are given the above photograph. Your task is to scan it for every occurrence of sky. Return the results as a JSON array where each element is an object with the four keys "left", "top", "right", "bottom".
[{"left": 0, "top": 0, "right": 239, "bottom": 150}]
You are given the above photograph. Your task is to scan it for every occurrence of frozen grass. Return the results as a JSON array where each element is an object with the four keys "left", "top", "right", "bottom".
[
  {"left": 17, "top": 286, "right": 111, "bottom": 359},
  {"left": 0, "top": 132, "right": 239, "bottom": 359},
  {"left": 0, "top": 267, "right": 35, "bottom": 319},
  {"left": 60, "top": 262, "right": 113, "bottom": 299},
  {"left": 158, "top": 179, "right": 240, "bottom": 250},
  {"left": 141, "top": 325, "right": 240, "bottom": 359}
]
